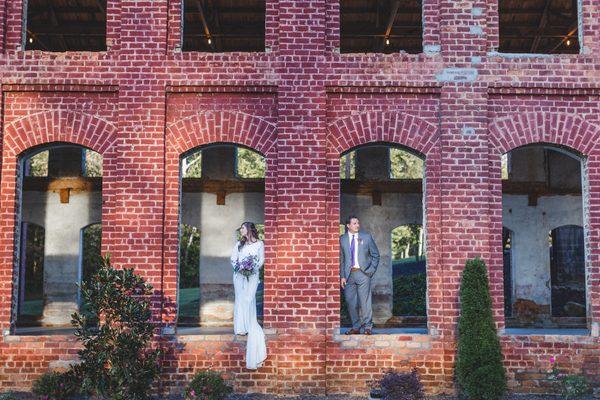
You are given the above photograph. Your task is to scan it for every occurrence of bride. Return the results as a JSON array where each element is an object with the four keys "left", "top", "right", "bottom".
[{"left": 230, "top": 221, "right": 267, "bottom": 370}]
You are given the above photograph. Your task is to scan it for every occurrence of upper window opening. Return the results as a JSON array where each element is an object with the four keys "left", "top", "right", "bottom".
[
  {"left": 498, "top": 0, "right": 580, "bottom": 54},
  {"left": 182, "top": 0, "right": 266, "bottom": 52},
  {"left": 340, "top": 0, "right": 423, "bottom": 54},
  {"left": 25, "top": 0, "right": 107, "bottom": 52}
]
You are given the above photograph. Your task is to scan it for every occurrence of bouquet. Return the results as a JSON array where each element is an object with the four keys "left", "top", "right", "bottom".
[{"left": 234, "top": 255, "right": 259, "bottom": 280}]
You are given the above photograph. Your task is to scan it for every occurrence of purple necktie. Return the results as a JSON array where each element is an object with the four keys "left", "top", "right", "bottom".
[{"left": 350, "top": 234, "right": 357, "bottom": 266}]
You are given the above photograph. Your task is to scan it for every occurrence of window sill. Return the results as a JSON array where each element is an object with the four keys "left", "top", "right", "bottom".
[{"left": 502, "top": 328, "right": 590, "bottom": 337}]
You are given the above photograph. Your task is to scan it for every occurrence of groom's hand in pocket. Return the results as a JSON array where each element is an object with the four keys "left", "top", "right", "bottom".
[{"left": 340, "top": 278, "right": 346, "bottom": 289}]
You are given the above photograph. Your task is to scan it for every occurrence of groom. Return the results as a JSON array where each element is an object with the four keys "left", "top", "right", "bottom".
[{"left": 340, "top": 215, "right": 380, "bottom": 335}]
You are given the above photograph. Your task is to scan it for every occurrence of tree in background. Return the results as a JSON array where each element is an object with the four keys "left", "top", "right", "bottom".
[
  {"left": 390, "top": 148, "right": 423, "bottom": 179},
  {"left": 237, "top": 147, "right": 265, "bottom": 178}
]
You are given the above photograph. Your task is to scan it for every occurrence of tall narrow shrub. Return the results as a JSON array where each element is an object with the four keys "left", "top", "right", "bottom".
[{"left": 455, "top": 257, "right": 506, "bottom": 399}]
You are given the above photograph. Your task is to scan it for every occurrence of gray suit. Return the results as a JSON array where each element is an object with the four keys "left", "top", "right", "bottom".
[{"left": 340, "top": 231, "right": 380, "bottom": 329}]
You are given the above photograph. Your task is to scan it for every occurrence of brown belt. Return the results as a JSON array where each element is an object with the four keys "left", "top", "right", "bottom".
[{"left": 350, "top": 267, "right": 361, "bottom": 272}]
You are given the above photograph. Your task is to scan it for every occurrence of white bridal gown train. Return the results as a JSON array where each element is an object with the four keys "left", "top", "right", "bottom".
[{"left": 231, "top": 240, "right": 267, "bottom": 370}]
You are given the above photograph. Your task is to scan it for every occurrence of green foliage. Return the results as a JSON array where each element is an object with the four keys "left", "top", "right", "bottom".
[
  {"left": 392, "top": 224, "right": 423, "bottom": 260},
  {"left": 185, "top": 370, "right": 233, "bottom": 400},
  {"left": 548, "top": 358, "right": 591, "bottom": 399},
  {"left": 392, "top": 273, "right": 426, "bottom": 316},
  {"left": 455, "top": 257, "right": 506, "bottom": 400},
  {"left": 340, "top": 151, "right": 356, "bottom": 179},
  {"left": 70, "top": 254, "right": 160, "bottom": 400},
  {"left": 23, "top": 222, "right": 45, "bottom": 303},
  {"left": 31, "top": 371, "right": 79, "bottom": 400},
  {"left": 27, "top": 150, "right": 49, "bottom": 177},
  {"left": 182, "top": 151, "right": 203, "bottom": 178},
  {"left": 390, "top": 148, "right": 423, "bottom": 179},
  {"left": 0, "top": 392, "right": 18, "bottom": 400},
  {"left": 236, "top": 147, "right": 265, "bottom": 178},
  {"left": 83, "top": 149, "right": 103, "bottom": 177},
  {"left": 559, "top": 375, "right": 591, "bottom": 399},
  {"left": 179, "top": 225, "right": 201, "bottom": 289},
  {"left": 81, "top": 224, "right": 102, "bottom": 285}
]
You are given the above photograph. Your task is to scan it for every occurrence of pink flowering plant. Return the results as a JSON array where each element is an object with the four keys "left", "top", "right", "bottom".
[
  {"left": 234, "top": 254, "right": 259, "bottom": 280},
  {"left": 547, "top": 356, "right": 590, "bottom": 399},
  {"left": 185, "top": 370, "right": 232, "bottom": 400}
]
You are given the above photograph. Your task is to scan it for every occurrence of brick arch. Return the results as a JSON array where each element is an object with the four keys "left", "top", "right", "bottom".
[
  {"left": 489, "top": 112, "right": 600, "bottom": 156},
  {"left": 167, "top": 111, "right": 277, "bottom": 157},
  {"left": 327, "top": 111, "right": 439, "bottom": 156},
  {"left": 3, "top": 110, "right": 118, "bottom": 157}
]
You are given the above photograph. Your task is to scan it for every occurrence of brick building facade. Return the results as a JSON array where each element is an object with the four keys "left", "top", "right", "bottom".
[{"left": 0, "top": 0, "right": 599, "bottom": 396}]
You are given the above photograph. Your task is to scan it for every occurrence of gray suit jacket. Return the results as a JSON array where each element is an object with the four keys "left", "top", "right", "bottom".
[{"left": 339, "top": 231, "right": 380, "bottom": 280}]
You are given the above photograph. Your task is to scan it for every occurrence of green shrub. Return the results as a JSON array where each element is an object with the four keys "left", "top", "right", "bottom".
[
  {"left": 0, "top": 392, "right": 18, "bottom": 400},
  {"left": 392, "top": 273, "right": 426, "bottom": 316},
  {"left": 455, "top": 257, "right": 506, "bottom": 400},
  {"left": 70, "top": 254, "right": 161, "bottom": 400},
  {"left": 560, "top": 375, "right": 591, "bottom": 399},
  {"left": 31, "top": 371, "right": 79, "bottom": 400},
  {"left": 185, "top": 370, "right": 233, "bottom": 400}
]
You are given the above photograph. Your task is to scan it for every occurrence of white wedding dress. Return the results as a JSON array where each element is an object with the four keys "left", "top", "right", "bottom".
[{"left": 230, "top": 240, "right": 267, "bottom": 370}]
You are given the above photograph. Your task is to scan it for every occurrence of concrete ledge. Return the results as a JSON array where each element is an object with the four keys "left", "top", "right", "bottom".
[{"left": 502, "top": 328, "right": 590, "bottom": 337}]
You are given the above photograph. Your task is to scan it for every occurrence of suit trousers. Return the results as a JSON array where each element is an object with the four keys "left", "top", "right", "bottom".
[{"left": 344, "top": 269, "right": 373, "bottom": 329}]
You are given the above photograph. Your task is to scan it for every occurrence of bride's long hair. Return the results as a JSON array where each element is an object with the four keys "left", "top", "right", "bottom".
[{"left": 238, "top": 221, "right": 259, "bottom": 250}]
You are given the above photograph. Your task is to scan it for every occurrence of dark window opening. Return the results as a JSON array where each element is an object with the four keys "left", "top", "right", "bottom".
[
  {"left": 340, "top": 0, "right": 423, "bottom": 54},
  {"left": 182, "top": 0, "right": 266, "bottom": 52},
  {"left": 340, "top": 144, "right": 426, "bottom": 331},
  {"left": 503, "top": 145, "right": 587, "bottom": 330},
  {"left": 25, "top": 0, "right": 107, "bottom": 52},
  {"left": 178, "top": 144, "right": 266, "bottom": 330},
  {"left": 15, "top": 144, "right": 103, "bottom": 333},
  {"left": 498, "top": 0, "right": 580, "bottom": 54},
  {"left": 550, "top": 225, "right": 586, "bottom": 318}
]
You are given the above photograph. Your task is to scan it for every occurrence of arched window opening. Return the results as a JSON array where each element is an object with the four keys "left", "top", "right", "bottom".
[
  {"left": 178, "top": 144, "right": 266, "bottom": 331},
  {"left": 340, "top": 144, "right": 426, "bottom": 332},
  {"left": 15, "top": 144, "right": 103, "bottom": 332},
  {"left": 503, "top": 145, "right": 587, "bottom": 330}
]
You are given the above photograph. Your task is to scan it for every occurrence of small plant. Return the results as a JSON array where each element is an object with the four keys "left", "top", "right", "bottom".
[
  {"left": 31, "top": 371, "right": 79, "bottom": 400},
  {"left": 185, "top": 370, "right": 233, "bottom": 400},
  {"left": 455, "top": 257, "right": 506, "bottom": 400},
  {"left": 548, "top": 356, "right": 591, "bottom": 399},
  {"left": 0, "top": 392, "right": 18, "bottom": 400},
  {"left": 70, "top": 254, "right": 161, "bottom": 400},
  {"left": 369, "top": 369, "right": 424, "bottom": 400}
]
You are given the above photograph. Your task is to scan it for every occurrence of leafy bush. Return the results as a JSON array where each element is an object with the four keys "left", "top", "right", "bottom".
[
  {"left": 185, "top": 370, "right": 233, "bottom": 400},
  {"left": 370, "top": 369, "right": 424, "bottom": 400},
  {"left": 31, "top": 371, "right": 79, "bottom": 400},
  {"left": 455, "top": 257, "right": 506, "bottom": 400},
  {"left": 392, "top": 273, "right": 426, "bottom": 316},
  {"left": 70, "top": 254, "right": 161, "bottom": 400},
  {"left": 0, "top": 392, "right": 18, "bottom": 400},
  {"left": 548, "top": 357, "right": 591, "bottom": 399}
]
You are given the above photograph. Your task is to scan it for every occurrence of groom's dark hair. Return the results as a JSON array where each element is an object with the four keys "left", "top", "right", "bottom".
[{"left": 344, "top": 215, "right": 359, "bottom": 232}]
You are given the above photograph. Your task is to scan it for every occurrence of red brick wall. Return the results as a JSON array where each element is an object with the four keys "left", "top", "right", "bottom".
[{"left": 0, "top": 0, "right": 599, "bottom": 396}]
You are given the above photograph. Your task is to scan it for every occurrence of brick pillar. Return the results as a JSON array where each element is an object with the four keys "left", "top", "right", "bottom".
[
  {"left": 274, "top": 0, "right": 328, "bottom": 394},
  {"left": 115, "top": 1, "right": 167, "bottom": 322},
  {"left": 437, "top": 0, "right": 491, "bottom": 390}
]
